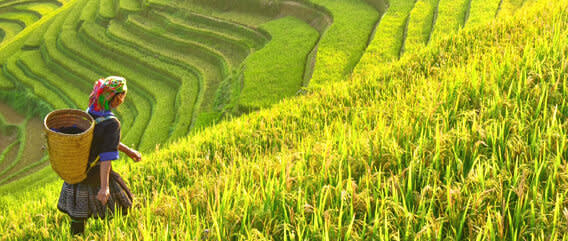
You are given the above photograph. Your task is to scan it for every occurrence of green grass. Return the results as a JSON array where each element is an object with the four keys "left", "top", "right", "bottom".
[
  {"left": 430, "top": 0, "right": 470, "bottom": 42},
  {"left": 148, "top": 0, "right": 273, "bottom": 26},
  {"left": 1, "top": 0, "right": 567, "bottom": 240},
  {"left": 466, "top": 0, "right": 501, "bottom": 26},
  {"left": 119, "top": 0, "right": 141, "bottom": 12},
  {"left": 0, "top": 20, "right": 24, "bottom": 44},
  {"left": 161, "top": 9, "right": 268, "bottom": 50},
  {"left": 403, "top": 0, "right": 439, "bottom": 56},
  {"left": 0, "top": 11, "right": 41, "bottom": 27},
  {"left": 0, "top": 117, "right": 46, "bottom": 185},
  {"left": 98, "top": 0, "right": 116, "bottom": 19},
  {"left": 355, "top": 0, "right": 415, "bottom": 72},
  {"left": 124, "top": 14, "right": 229, "bottom": 113},
  {"left": 3, "top": 54, "right": 67, "bottom": 110},
  {"left": 14, "top": 2, "right": 62, "bottom": 15},
  {"left": 145, "top": 10, "right": 251, "bottom": 68},
  {"left": 497, "top": 0, "right": 525, "bottom": 17},
  {"left": 308, "top": 0, "right": 379, "bottom": 85},
  {"left": 0, "top": 73, "right": 13, "bottom": 89},
  {"left": 239, "top": 16, "right": 319, "bottom": 109},
  {"left": 19, "top": 50, "right": 85, "bottom": 107}
]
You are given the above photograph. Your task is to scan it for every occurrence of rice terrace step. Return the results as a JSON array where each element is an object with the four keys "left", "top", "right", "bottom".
[{"left": 0, "top": 0, "right": 562, "bottom": 239}]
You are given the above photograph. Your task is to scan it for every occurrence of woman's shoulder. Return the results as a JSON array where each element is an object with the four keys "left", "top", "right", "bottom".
[{"left": 98, "top": 117, "right": 121, "bottom": 132}]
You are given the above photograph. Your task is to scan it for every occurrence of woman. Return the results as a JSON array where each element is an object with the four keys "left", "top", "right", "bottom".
[{"left": 57, "top": 76, "right": 142, "bottom": 235}]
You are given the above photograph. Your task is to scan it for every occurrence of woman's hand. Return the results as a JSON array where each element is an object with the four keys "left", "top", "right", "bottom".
[
  {"left": 119, "top": 143, "right": 142, "bottom": 162},
  {"left": 130, "top": 150, "right": 142, "bottom": 162},
  {"left": 97, "top": 187, "right": 110, "bottom": 205}
]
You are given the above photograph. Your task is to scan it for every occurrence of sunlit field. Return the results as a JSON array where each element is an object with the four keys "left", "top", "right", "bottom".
[{"left": 1, "top": 0, "right": 565, "bottom": 240}]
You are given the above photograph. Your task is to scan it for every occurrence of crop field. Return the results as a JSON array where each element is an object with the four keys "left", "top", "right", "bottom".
[
  {"left": 0, "top": 0, "right": 64, "bottom": 45},
  {"left": 1, "top": 0, "right": 567, "bottom": 240}
]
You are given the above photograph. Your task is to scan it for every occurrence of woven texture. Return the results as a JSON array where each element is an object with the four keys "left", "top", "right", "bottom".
[{"left": 44, "top": 109, "right": 94, "bottom": 184}]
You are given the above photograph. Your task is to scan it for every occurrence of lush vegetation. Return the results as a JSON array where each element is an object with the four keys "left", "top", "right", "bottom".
[
  {"left": 2, "top": 0, "right": 567, "bottom": 240},
  {"left": 0, "top": 0, "right": 64, "bottom": 46},
  {"left": 308, "top": 0, "right": 379, "bottom": 85},
  {"left": 355, "top": 0, "right": 415, "bottom": 72},
  {"left": 403, "top": 0, "right": 438, "bottom": 55},
  {"left": 429, "top": 0, "right": 470, "bottom": 42},
  {"left": 466, "top": 0, "right": 500, "bottom": 26},
  {"left": 240, "top": 16, "right": 319, "bottom": 110}
]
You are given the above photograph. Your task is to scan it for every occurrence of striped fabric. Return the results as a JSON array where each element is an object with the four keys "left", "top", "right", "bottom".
[{"left": 57, "top": 169, "right": 133, "bottom": 219}]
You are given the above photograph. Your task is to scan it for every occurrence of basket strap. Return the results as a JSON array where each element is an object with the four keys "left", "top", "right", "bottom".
[{"left": 86, "top": 155, "right": 100, "bottom": 174}]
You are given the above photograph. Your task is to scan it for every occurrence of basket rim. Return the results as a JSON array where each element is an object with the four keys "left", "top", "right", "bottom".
[{"left": 43, "top": 109, "right": 95, "bottom": 136}]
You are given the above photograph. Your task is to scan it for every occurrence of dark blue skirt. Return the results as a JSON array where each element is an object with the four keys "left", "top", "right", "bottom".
[{"left": 57, "top": 166, "right": 133, "bottom": 220}]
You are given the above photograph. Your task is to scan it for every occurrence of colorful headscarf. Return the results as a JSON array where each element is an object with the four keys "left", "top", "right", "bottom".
[{"left": 88, "top": 76, "right": 127, "bottom": 113}]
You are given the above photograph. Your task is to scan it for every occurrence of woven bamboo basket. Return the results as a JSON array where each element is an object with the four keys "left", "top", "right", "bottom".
[{"left": 44, "top": 109, "right": 94, "bottom": 184}]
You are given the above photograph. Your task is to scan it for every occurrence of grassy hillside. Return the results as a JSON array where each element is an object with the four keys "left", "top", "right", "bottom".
[
  {"left": 0, "top": 0, "right": 339, "bottom": 185},
  {"left": 2, "top": 0, "right": 568, "bottom": 240}
]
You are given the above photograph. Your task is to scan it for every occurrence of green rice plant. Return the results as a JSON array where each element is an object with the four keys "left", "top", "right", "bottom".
[
  {"left": 403, "top": 0, "right": 439, "bottom": 56},
  {"left": 0, "top": 165, "right": 57, "bottom": 195},
  {"left": 0, "top": 156, "right": 48, "bottom": 185},
  {"left": 61, "top": 0, "right": 87, "bottom": 32},
  {"left": 148, "top": 10, "right": 252, "bottom": 67},
  {"left": 80, "top": 23, "right": 180, "bottom": 89},
  {"left": 17, "top": 51, "right": 82, "bottom": 108},
  {"left": 0, "top": 116, "right": 46, "bottom": 185},
  {"left": 22, "top": 17, "right": 53, "bottom": 48},
  {"left": 309, "top": 0, "right": 380, "bottom": 84},
  {"left": 106, "top": 21, "right": 217, "bottom": 137},
  {"left": 158, "top": 9, "right": 268, "bottom": 50},
  {"left": 355, "top": 0, "right": 415, "bottom": 72},
  {"left": 239, "top": 16, "right": 319, "bottom": 109},
  {"left": 430, "top": 0, "right": 470, "bottom": 42},
  {"left": 0, "top": 141, "right": 19, "bottom": 170},
  {"left": 123, "top": 15, "right": 229, "bottom": 113},
  {"left": 497, "top": 0, "right": 525, "bottom": 17},
  {"left": 0, "top": 118, "right": 26, "bottom": 179},
  {"left": 119, "top": 0, "right": 142, "bottom": 12},
  {"left": 148, "top": 0, "right": 270, "bottom": 47},
  {"left": 14, "top": 1, "right": 62, "bottom": 15},
  {"left": 0, "top": 0, "right": 80, "bottom": 64},
  {"left": 0, "top": 10, "right": 41, "bottom": 27},
  {"left": 16, "top": 51, "right": 79, "bottom": 108},
  {"left": 127, "top": 14, "right": 230, "bottom": 76},
  {"left": 2, "top": 55, "right": 67, "bottom": 110},
  {"left": 0, "top": 73, "right": 13, "bottom": 90},
  {"left": 0, "top": 20, "right": 24, "bottom": 44},
  {"left": 5, "top": 0, "right": 568, "bottom": 240},
  {"left": 98, "top": 0, "right": 117, "bottom": 19},
  {"left": 466, "top": 0, "right": 500, "bottom": 26},
  {"left": 79, "top": 0, "right": 99, "bottom": 22},
  {"left": 148, "top": 0, "right": 273, "bottom": 30}
]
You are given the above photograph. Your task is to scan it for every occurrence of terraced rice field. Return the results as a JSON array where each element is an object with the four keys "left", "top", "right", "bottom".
[
  {"left": 0, "top": 103, "right": 45, "bottom": 186},
  {"left": 355, "top": 0, "right": 531, "bottom": 76},
  {"left": 0, "top": 0, "right": 387, "bottom": 184},
  {"left": 0, "top": 0, "right": 534, "bottom": 186},
  {"left": 0, "top": 0, "right": 565, "bottom": 239},
  {"left": 0, "top": 0, "right": 64, "bottom": 45}
]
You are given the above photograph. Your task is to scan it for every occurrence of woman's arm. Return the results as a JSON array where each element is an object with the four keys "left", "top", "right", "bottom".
[
  {"left": 97, "top": 161, "right": 111, "bottom": 205},
  {"left": 118, "top": 143, "right": 142, "bottom": 162}
]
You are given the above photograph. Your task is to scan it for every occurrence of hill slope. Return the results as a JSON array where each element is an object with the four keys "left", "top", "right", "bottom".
[{"left": 2, "top": 0, "right": 568, "bottom": 240}]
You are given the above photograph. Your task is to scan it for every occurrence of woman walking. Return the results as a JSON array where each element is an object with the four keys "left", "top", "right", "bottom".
[{"left": 57, "top": 76, "right": 142, "bottom": 235}]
